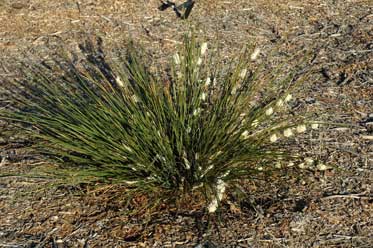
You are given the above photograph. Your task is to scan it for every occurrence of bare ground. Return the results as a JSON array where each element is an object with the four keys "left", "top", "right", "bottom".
[{"left": 0, "top": 0, "right": 372, "bottom": 247}]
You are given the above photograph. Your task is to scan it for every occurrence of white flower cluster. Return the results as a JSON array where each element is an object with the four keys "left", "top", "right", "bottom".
[
  {"left": 115, "top": 76, "right": 125, "bottom": 87},
  {"left": 285, "top": 94, "right": 292, "bottom": 102},
  {"left": 241, "top": 130, "right": 250, "bottom": 139},
  {"left": 193, "top": 108, "right": 202, "bottom": 116},
  {"left": 205, "top": 77, "right": 211, "bottom": 86},
  {"left": 250, "top": 48, "right": 261, "bottom": 61},
  {"left": 311, "top": 123, "right": 319, "bottom": 129},
  {"left": 239, "top": 69, "right": 247, "bottom": 79},
  {"left": 284, "top": 128, "right": 293, "bottom": 137},
  {"left": 250, "top": 94, "right": 291, "bottom": 133},
  {"left": 270, "top": 133, "right": 278, "bottom": 143},
  {"left": 251, "top": 119, "right": 259, "bottom": 127},
  {"left": 296, "top": 124, "right": 307, "bottom": 133},
  {"left": 274, "top": 94, "right": 292, "bottom": 109},
  {"left": 183, "top": 151, "right": 191, "bottom": 170},
  {"left": 265, "top": 107, "right": 274, "bottom": 116},
  {"left": 197, "top": 42, "right": 208, "bottom": 66},
  {"left": 208, "top": 198, "right": 218, "bottom": 213},
  {"left": 208, "top": 179, "right": 227, "bottom": 213},
  {"left": 173, "top": 53, "right": 181, "bottom": 65},
  {"left": 269, "top": 122, "right": 321, "bottom": 143},
  {"left": 273, "top": 156, "right": 330, "bottom": 172},
  {"left": 201, "top": 42, "right": 208, "bottom": 56},
  {"left": 216, "top": 179, "right": 226, "bottom": 201},
  {"left": 298, "top": 157, "right": 314, "bottom": 169},
  {"left": 317, "top": 163, "right": 330, "bottom": 171}
]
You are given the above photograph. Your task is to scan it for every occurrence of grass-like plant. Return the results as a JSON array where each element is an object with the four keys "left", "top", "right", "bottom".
[{"left": 1, "top": 35, "right": 319, "bottom": 213}]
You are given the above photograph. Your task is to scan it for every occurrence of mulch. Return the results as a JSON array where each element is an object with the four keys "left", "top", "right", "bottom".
[{"left": 0, "top": 0, "right": 372, "bottom": 247}]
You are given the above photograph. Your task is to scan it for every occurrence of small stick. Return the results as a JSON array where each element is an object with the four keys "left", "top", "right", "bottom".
[{"left": 322, "top": 192, "right": 372, "bottom": 200}]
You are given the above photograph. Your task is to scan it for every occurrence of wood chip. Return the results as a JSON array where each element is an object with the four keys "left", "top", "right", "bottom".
[{"left": 361, "top": 135, "right": 373, "bottom": 140}]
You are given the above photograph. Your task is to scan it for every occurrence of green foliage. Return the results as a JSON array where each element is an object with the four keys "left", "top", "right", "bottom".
[{"left": 1, "top": 35, "right": 312, "bottom": 211}]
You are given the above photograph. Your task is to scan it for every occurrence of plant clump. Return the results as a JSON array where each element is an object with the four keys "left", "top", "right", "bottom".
[{"left": 1, "top": 35, "right": 323, "bottom": 213}]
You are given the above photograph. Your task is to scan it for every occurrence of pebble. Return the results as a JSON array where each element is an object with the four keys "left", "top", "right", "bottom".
[{"left": 305, "top": 97, "right": 316, "bottom": 104}]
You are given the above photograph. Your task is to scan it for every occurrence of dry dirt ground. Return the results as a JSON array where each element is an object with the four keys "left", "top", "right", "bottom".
[{"left": 0, "top": 0, "right": 372, "bottom": 247}]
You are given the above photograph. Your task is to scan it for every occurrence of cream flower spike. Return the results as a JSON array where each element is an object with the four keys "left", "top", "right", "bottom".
[{"left": 200, "top": 42, "right": 208, "bottom": 55}]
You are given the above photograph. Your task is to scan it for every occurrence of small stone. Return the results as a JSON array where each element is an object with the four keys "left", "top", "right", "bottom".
[{"left": 305, "top": 97, "right": 316, "bottom": 104}]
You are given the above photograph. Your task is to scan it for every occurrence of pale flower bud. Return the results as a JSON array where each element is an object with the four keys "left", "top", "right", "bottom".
[
  {"left": 296, "top": 124, "right": 307, "bottom": 133},
  {"left": 186, "top": 126, "right": 191, "bottom": 133},
  {"left": 115, "top": 76, "right": 125, "bottom": 87},
  {"left": 200, "top": 92, "right": 207, "bottom": 101},
  {"left": 251, "top": 119, "right": 259, "bottom": 127},
  {"left": 276, "top": 99, "right": 284, "bottom": 107},
  {"left": 305, "top": 157, "right": 314, "bottom": 165},
  {"left": 317, "top": 163, "right": 329, "bottom": 171},
  {"left": 298, "top": 163, "right": 306, "bottom": 169},
  {"left": 183, "top": 151, "right": 191, "bottom": 169},
  {"left": 123, "top": 144, "right": 132, "bottom": 152},
  {"left": 283, "top": 128, "right": 293, "bottom": 137},
  {"left": 311, "top": 123, "right": 319, "bottom": 129},
  {"left": 250, "top": 48, "right": 261, "bottom": 61},
  {"left": 220, "top": 170, "right": 230, "bottom": 178},
  {"left": 213, "top": 78, "right": 217, "bottom": 86},
  {"left": 173, "top": 53, "right": 181, "bottom": 64},
  {"left": 123, "top": 180, "right": 138, "bottom": 185},
  {"left": 285, "top": 94, "right": 292, "bottom": 102},
  {"left": 241, "top": 130, "right": 250, "bottom": 139},
  {"left": 200, "top": 42, "right": 208, "bottom": 55},
  {"left": 239, "top": 69, "right": 247, "bottom": 79},
  {"left": 197, "top": 57, "right": 203, "bottom": 65},
  {"left": 270, "top": 133, "right": 278, "bottom": 143},
  {"left": 131, "top": 95, "right": 139, "bottom": 103},
  {"left": 205, "top": 77, "right": 211, "bottom": 86},
  {"left": 193, "top": 108, "right": 201, "bottom": 116},
  {"left": 216, "top": 179, "right": 226, "bottom": 201},
  {"left": 231, "top": 86, "right": 238, "bottom": 95},
  {"left": 265, "top": 107, "right": 274, "bottom": 116},
  {"left": 208, "top": 198, "right": 218, "bottom": 213}
]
